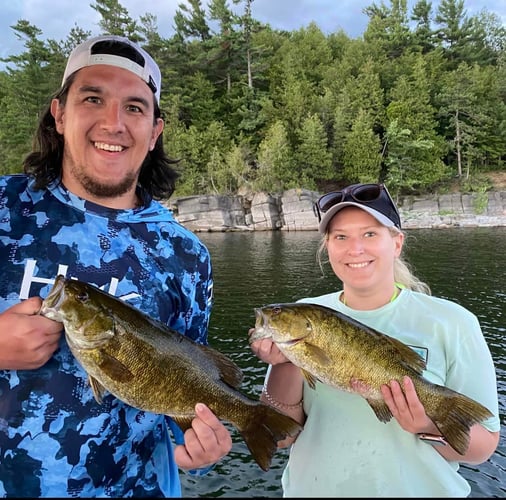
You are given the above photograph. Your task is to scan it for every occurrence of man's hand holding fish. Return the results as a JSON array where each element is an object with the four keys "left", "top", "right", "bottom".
[
  {"left": 0, "top": 297, "right": 63, "bottom": 370},
  {"left": 172, "top": 403, "right": 233, "bottom": 471}
]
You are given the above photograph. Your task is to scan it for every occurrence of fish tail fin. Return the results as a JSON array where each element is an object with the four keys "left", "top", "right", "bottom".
[
  {"left": 431, "top": 392, "right": 493, "bottom": 455},
  {"left": 239, "top": 404, "right": 302, "bottom": 471}
]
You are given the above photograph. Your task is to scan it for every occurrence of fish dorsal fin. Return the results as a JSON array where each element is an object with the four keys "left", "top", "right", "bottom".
[
  {"left": 89, "top": 376, "right": 107, "bottom": 404},
  {"left": 200, "top": 344, "right": 244, "bottom": 388},
  {"left": 332, "top": 309, "right": 427, "bottom": 375},
  {"left": 377, "top": 334, "right": 426, "bottom": 375}
]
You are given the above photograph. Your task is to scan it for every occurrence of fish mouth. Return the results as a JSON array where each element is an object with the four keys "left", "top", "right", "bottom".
[
  {"left": 276, "top": 338, "right": 302, "bottom": 347},
  {"left": 39, "top": 275, "right": 66, "bottom": 321},
  {"left": 250, "top": 307, "right": 304, "bottom": 346},
  {"left": 248, "top": 329, "right": 264, "bottom": 345},
  {"left": 248, "top": 308, "right": 271, "bottom": 344}
]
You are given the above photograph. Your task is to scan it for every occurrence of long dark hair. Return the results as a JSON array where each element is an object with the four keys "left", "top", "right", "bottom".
[{"left": 23, "top": 73, "right": 179, "bottom": 201}]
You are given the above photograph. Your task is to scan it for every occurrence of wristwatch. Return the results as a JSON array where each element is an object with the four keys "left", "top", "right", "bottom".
[{"left": 417, "top": 433, "right": 448, "bottom": 446}]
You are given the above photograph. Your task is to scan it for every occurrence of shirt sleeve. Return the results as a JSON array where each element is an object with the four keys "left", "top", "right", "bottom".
[{"left": 445, "top": 309, "right": 500, "bottom": 432}]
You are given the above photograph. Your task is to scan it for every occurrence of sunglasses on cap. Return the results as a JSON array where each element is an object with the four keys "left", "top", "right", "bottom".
[{"left": 313, "top": 183, "right": 401, "bottom": 229}]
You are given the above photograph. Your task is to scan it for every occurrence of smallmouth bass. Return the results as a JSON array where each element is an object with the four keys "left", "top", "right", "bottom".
[
  {"left": 250, "top": 301, "right": 493, "bottom": 455},
  {"left": 39, "top": 276, "right": 302, "bottom": 471}
]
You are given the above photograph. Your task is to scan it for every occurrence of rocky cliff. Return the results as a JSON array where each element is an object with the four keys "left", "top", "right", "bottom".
[{"left": 165, "top": 188, "right": 506, "bottom": 232}]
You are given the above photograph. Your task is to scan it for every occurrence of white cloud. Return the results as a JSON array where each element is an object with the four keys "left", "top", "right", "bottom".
[{"left": 1, "top": 0, "right": 504, "bottom": 65}]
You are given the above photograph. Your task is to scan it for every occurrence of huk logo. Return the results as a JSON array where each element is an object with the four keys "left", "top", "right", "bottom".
[{"left": 19, "top": 259, "right": 141, "bottom": 301}]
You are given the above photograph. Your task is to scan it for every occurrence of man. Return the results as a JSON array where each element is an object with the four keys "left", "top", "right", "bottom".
[{"left": 0, "top": 35, "right": 232, "bottom": 497}]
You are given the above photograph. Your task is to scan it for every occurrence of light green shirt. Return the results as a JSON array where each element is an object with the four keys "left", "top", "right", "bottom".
[{"left": 279, "top": 289, "right": 500, "bottom": 497}]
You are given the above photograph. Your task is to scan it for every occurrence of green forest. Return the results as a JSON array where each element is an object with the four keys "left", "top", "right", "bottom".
[{"left": 1, "top": 0, "right": 505, "bottom": 199}]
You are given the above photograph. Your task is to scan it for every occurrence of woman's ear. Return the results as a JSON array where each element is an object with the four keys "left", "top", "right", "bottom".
[{"left": 394, "top": 231, "right": 404, "bottom": 258}]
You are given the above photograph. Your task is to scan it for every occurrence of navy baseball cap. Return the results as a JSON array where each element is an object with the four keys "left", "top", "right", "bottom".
[{"left": 314, "top": 183, "right": 402, "bottom": 233}]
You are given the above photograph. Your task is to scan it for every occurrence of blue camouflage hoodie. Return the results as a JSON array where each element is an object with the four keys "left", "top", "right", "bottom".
[{"left": 0, "top": 175, "right": 213, "bottom": 497}]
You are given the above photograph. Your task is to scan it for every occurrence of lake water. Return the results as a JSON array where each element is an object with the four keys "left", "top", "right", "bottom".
[{"left": 181, "top": 227, "right": 505, "bottom": 497}]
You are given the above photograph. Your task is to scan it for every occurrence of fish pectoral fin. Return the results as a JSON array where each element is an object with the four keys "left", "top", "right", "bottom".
[
  {"left": 171, "top": 416, "right": 194, "bottom": 432},
  {"left": 97, "top": 352, "right": 134, "bottom": 383},
  {"left": 304, "top": 343, "right": 332, "bottom": 365},
  {"left": 201, "top": 345, "right": 244, "bottom": 388},
  {"left": 367, "top": 398, "right": 393, "bottom": 423},
  {"left": 89, "top": 376, "right": 107, "bottom": 404},
  {"left": 302, "top": 369, "right": 318, "bottom": 390}
]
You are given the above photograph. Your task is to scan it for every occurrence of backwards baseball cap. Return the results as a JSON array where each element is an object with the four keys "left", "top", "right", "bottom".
[
  {"left": 62, "top": 35, "right": 161, "bottom": 103},
  {"left": 313, "top": 183, "right": 402, "bottom": 234}
]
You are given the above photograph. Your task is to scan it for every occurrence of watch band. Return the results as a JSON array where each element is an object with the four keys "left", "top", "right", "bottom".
[{"left": 417, "top": 433, "right": 448, "bottom": 446}]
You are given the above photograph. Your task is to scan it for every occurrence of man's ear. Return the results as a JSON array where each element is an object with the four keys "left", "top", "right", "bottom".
[
  {"left": 149, "top": 118, "right": 164, "bottom": 151},
  {"left": 51, "top": 99, "right": 64, "bottom": 134}
]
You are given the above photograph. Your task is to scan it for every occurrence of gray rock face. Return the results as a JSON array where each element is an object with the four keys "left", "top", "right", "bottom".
[
  {"left": 166, "top": 189, "right": 506, "bottom": 232},
  {"left": 400, "top": 191, "right": 506, "bottom": 229},
  {"left": 174, "top": 194, "right": 247, "bottom": 231}
]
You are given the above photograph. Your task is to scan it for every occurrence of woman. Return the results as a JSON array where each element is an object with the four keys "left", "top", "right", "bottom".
[{"left": 249, "top": 183, "right": 500, "bottom": 497}]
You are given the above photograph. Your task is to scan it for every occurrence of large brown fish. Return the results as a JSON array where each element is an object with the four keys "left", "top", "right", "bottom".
[
  {"left": 39, "top": 276, "right": 301, "bottom": 471},
  {"left": 250, "top": 301, "right": 493, "bottom": 455}
]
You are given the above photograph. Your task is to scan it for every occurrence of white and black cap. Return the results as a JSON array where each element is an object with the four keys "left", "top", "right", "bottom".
[{"left": 62, "top": 35, "right": 161, "bottom": 103}]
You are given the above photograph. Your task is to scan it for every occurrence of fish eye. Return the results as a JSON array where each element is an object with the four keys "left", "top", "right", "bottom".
[
  {"left": 273, "top": 306, "right": 281, "bottom": 315},
  {"left": 76, "top": 292, "right": 89, "bottom": 303}
]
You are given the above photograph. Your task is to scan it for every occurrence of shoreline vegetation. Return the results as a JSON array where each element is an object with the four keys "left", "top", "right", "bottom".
[{"left": 2, "top": 1, "right": 506, "bottom": 203}]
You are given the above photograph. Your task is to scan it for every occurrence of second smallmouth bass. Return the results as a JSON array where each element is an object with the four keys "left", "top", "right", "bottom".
[
  {"left": 39, "top": 276, "right": 301, "bottom": 471},
  {"left": 250, "top": 301, "right": 494, "bottom": 455}
]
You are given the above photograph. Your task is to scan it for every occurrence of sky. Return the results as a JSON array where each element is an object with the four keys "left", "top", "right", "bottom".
[{"left": 1, "top": 0, "right": 505, "bottom": 64}]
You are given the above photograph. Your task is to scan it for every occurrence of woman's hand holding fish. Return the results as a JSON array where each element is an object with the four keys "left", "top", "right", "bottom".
[
  {"left": 0, "top": 297, "right": 63, "bottom": 370},
  {"left": 173, "top": 403, "right": 233, "bottom": 471},
  {"left": 248, "top": 329, "right": 305, "bottom": 443},
  {"left": 381, "top": 376, "right": 500, "bottom": 464},
  {"left": 248, "top": 328, "right": 289, "bottom": 365},
  {"left": 380, "top": 376, "right": 435, "bottom": 434}
]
